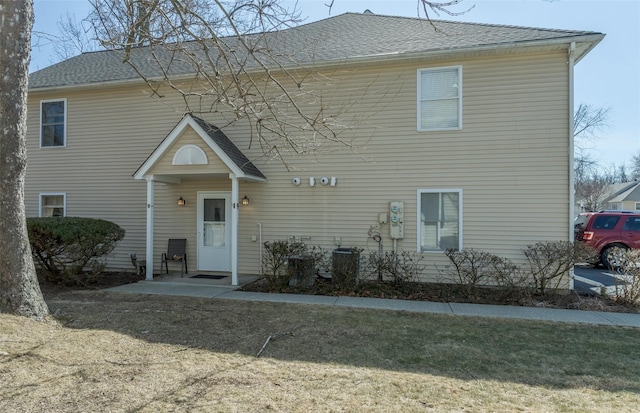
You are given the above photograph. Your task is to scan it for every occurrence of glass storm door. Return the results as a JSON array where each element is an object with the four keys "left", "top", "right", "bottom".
[{"left": 197, "top": 192, "right": 231, "bottom": 271}]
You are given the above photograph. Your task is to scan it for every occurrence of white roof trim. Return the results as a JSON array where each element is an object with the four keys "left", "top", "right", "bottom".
[{"left": 134, "top": 114, "right": 246, "bottom": 180}]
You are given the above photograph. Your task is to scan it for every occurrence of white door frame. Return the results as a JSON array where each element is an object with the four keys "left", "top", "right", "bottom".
[{"left": 197, "top": 191, "right": 232, "bottom": 272}]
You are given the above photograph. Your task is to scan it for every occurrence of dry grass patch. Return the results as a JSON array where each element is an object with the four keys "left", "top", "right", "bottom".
[{"left": 1, "top": 289, "right": 639, "bottom": 412}]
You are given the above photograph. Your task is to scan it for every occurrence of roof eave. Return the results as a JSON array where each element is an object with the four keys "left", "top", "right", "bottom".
[
  {"left": 29, "top": 33, "right": 604, "bottom": 93},
  {"left": 309, "top": 33, "right": 605, "bottom": 68}
]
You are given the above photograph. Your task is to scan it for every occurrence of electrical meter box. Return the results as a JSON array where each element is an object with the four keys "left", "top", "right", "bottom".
[{"left": 389, "top": 200, "right": 404, "bottom": 239}]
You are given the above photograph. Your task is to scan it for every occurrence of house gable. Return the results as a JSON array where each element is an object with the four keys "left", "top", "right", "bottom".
[
  {"left": 603, "top": 181, "right": 640, "bottom": 210},
  {"left": 133, "top": 114, "right": 266, "bottom": 182},
  {"left": 147, "top": 129, "right": 229, "bottom": 175}
]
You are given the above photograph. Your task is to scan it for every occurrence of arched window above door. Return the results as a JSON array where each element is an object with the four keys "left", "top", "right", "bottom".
[{"left": 172, "top": 144, "right": 208, "bottom": 165}]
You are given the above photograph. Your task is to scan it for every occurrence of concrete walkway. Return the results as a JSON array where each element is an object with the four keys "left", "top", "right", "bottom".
[{"left": 106, "top": 279, "right": 640, "bottom": 328}]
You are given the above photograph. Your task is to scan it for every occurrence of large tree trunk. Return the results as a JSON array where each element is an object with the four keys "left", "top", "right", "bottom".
[{"left": 0, "top": 0, "right": 49, "bottom": 320}]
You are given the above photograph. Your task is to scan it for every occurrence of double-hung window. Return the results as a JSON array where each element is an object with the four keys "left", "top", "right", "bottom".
[
  {"left": 40, "top": 99, "right": 66, "bottom": 147},
  {"left": 39, "top": 193, "right": 66, "bottom": 217},
  {"left": 418, "top": 189, "right": 462, "bottom": 252},
  {"left": 417, "top": 66, "right": 462, "bottom": 131}
]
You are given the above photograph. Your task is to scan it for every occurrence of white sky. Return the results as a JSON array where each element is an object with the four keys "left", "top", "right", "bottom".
[{"left": 31, "top": 0, "right": 639, "bottom": 169}]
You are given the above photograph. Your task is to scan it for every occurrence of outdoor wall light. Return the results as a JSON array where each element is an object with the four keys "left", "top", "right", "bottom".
[
  {"left": 177, "top": 197, "right": 187, "bottom": 206},
  {"left": 241, "top": 195, "right": 251, "bottom": 206}
]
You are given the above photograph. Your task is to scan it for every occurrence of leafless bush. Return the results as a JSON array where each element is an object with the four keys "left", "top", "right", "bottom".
[
  {"left": 262, "top": 240, "right": 306, "bottom": 290},
  {"left": 307, "top": 246, "right": 329, "bottom": 271},
  {"left": 574, "top": 241, "right": 599, "bottom": 265},
  {"left": 609, "top": 249, "right": 640, "bottom": 307},
  {"left": 523, "top": 241, "right": 595, "bottom": 295},
  {"left": 439, "top": 249, "right": 519, "bottom": 296},
  {"left": 491, "top": 261, "right": 533, "bottom": 301},
  {"left": 361, "top": 250, "right": 426, "bottom": 287}
]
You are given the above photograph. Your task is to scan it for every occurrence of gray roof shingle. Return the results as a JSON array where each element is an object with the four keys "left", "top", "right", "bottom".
[
  {"left": 191, "top": 116, "right": 266, "bottom": 180},
  {"left": 29, "top": 12, "right": 603, "bottom": 90}
]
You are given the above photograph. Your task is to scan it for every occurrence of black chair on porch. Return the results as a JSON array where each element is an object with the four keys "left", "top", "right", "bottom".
[{"left": 161, "top": 239, "right": 188, "bottom": 277}]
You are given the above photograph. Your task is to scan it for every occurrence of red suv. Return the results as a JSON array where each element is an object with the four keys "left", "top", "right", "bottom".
[{"left": 575, "top": 211, "right": 640, "bottom": 268}]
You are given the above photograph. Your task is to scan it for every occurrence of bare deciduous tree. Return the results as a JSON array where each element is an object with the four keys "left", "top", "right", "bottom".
[
  {"left": 573, "top": 103, "right": 615, "bottom": 212},
  {"left": 88, "top": 0, "right": 339, "bottom": 166},
  {"left": 325, "top": 0, "right": 474, "bottom": 18},
  {"left": 85, "top": 1, "right": 468, "bottom": 167},
  {"left": 32, "top": 13, "right": 100, "bottom": 66},
  {"left": 575, "top": 155, "right": 633, "bottom": 212},
  {"left": 631, "top": 151, "right": 640, "bottom": 180},
  {"left": 575, "top": 173, "right": 611, "bottom": 212},
  {"left": 0, "top": 0, "right": 49, "bottom": 320},
  {"left": 573, "top": 103, "right": 611, "bottom": 151},
  {"left": 53, "top": 13, "right": 100, "bottom": 60}
]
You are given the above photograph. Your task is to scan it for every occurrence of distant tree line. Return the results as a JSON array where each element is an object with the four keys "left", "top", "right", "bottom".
[{"left": 574, "top": 104, "right": 640, "bottom": 212}]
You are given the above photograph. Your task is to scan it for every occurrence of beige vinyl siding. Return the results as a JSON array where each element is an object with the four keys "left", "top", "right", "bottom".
[
  {"left": 26, "top": 50, "right": 571, "bottom": 280},
  {"left": 26, "top": 86, "right": 184, "bottom": 271}
]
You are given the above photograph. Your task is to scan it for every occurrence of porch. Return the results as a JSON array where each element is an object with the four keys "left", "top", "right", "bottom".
[
  {"left": 108, "top": 271, "right": 261, "bottom": 298},
  {"left": 148, "top": 270, "right": 259, "bottom": 287},
  {"left": 132, "top": 114, "right": 267, "bottom": 286}
]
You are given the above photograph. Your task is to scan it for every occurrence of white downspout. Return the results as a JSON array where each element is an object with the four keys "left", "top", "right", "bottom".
[
  {"left": 145, "top": 178, "right": 155, "bottom": 281},
  {"left": 230, "top": 174, "right": 239, "bottom": 286},
  {"left": 568, "top": 42, "right": 576, "bottom": 290}
]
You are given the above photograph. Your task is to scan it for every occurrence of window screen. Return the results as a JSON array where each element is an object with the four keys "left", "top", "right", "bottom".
[
  {"left": 418, "top": 67, "right": 461, "bottom": 130},
  {"left": 419, "top": 190, "right": 461, "bottom": 251}
]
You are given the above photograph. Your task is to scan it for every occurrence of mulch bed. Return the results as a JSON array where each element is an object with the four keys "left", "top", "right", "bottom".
[
  {"left": 241, "top": 276, "right": 639, "bottom": 313},
  {"left": 39, "top": 271, "right": 638, "bottom": 314}
]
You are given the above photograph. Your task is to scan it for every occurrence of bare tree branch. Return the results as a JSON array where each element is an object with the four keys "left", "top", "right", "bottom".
[
  {"left": 573, "top": 103, "right": 611, "bottom": 150},
  {"left": 87, "top": 1, "right": 400, "bottom": 168},
  {"left": 418, "top": 0, "right": 475, "bottom": 19},
  {"left": 84, "top": 1, "right": 471, "bottom": 168}
]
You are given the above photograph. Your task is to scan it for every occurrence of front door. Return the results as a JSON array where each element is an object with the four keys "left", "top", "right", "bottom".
[{"left": 197, "top": 191, "right": 231, "bottom": 271}]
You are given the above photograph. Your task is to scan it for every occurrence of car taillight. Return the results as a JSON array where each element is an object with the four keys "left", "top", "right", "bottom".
[{"left": 582, "top": 231, "right": 594, "bottom": 240}]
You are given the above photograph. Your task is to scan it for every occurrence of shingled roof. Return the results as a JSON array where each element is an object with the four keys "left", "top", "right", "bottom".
[
  {"left": 190, "top": 116, "right": 266, "bottom": 180},
  {"left": 29, "top": 12, "right": 604, "bottom": 90}
]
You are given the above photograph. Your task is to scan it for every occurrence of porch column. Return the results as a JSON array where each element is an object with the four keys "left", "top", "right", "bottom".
[
  {"left": 145, "top": 178, "right": 155, "bottom": 280},
  {"left": 230, "top": 174, "right": 239, "bottom": 286}
]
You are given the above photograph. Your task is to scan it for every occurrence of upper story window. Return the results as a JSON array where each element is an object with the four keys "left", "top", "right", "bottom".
[
  {"left": 40, "top": 99, "right": 66, "bottom": 147},
  {"left": 39, "top": 193, "right": 66, "bottom": 217},
  {"left": 417, "top": 66, "right": 462, "bottom": 131},
  {"left": 418, "top": 189, "right": 462, "bottom": 252}
]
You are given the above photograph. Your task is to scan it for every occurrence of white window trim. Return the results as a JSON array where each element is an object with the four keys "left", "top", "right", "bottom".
[
  {"left": 416, "top": 188, "right": 463, "bottom": 253},
  {"left": 417, "top": 65, "right": 462, "bottom": 131},
  {"left": 39, "top": 192, "right": 66, "bottom": 217},
  {"left": 39, "top": 98, "right": 67, "bottom": 148}
]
